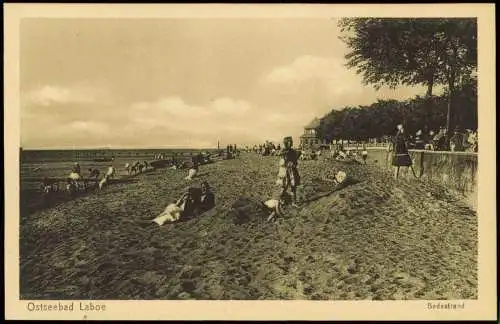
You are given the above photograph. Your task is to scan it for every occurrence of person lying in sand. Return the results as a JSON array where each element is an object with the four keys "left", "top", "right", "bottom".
[{"left": 152, "top": 187, "right": 202, "bottom": 226}]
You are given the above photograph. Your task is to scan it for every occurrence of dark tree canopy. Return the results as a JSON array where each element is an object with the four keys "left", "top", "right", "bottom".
[
  {"left": 338, "top": 18, "right": 477, "bottom": 141},
  {"left": 317, "top": 87, "right": 477, "bottom": 143},
  {"left": 339, "top": 18, "right": 477, "bottom": 96}
]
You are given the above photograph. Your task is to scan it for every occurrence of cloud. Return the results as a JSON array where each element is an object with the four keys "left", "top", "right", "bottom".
[
  {"left": 130, "top": 96, "right": 251, "bottom": 121},
  {"left": 65, "top": 121, "right": 110, "bottom": 134},
  {"left": 131, "top": 96, "right": 209, "bottom": 119},
  {"left": 41, "top": 120, "right": 111, "bottom": 138},
  {"left": 23, "top": 83, "right": 110, "bottom": 107},
  {"left": 211, "top": 97, "right": 250, "bottom": 115},
  {"left": 124, "top": 96, "right": 262, "bottom": 145},
  {"left": 21, "top": 56, "right": 442, "bottom": 149},
  {"left": 262, "top": 55, "right": 342, "bottom": 85},
  {"left": 260, "top": 55, "right": 440, "bottom": 112}
]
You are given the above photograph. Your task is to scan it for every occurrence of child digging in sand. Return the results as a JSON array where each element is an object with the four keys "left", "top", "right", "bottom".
[
  {"left": 230, "top": 190, "right": 291, "bottom": 224},
  {"left": 263, "top": 190, "right": 292, "bottom": 222}
]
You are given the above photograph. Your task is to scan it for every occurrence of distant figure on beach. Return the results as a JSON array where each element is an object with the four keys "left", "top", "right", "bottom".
[
  {"left": 66, "top": 178, "right": 79, "bottom": 196},
  {"left": 106, "top": 165, "right": 116, "bottom": 179},
  {"left": 67, "top": 162, "right": 82, "bottom": 184},
  {"left": 449, "top": 126, "right": 465, "bottom": 152},
  {"left": 41, "top": 177, "right": 56, "bottom": 194},
  {"left": 130, "top": 161, "right": 141, "bottom": 175},
  {"left": 125, "top": 163, "right": 131, "bottom": 175},
  {"left": 390, "top": 124, "right": 412, "bottom": 179},
  {"left": 140, "top": 161, "right": 149, "bottom": 173},
  {"left": 336, "top": 148, "right": 347, "bottom": 161},
  {"left": 72, "top": 162, "right": 81, "bottom": 175},
  {"left": 88, "top": 168, "right": 100, "bottom": 180},
  {"left": 281, "top": 136, "right": 301, "bottom": 207},
  {"left": 361, "top": 145, "right": 368, "bottom": 164},
  {"left": 464, "top": 129, "right": 478, "bottom": 152},
  {"left": 413, "top": 130, "right": 425, "bottom": 150},
  {"left": 98, "top": 174, "right": 110, "bottom": 191},
  {"left": 185, "top": 159, "right": 199, "bottom": 180},
  {"left": 432, "top": 127, "right": 448, "bottom": 151},
  {"left": 425, "top": 130, "right": 436, "bottom": 150}
]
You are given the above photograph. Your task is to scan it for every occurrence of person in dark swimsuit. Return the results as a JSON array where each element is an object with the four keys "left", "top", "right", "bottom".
[
  {"left": 414, "top": 130, "right": 425, "bottom": 150},
  {"left": 391, "top": 124, "right": 412, "bottom": 179},
  {"left": 281, "top": 136, "right": 301, "bottom": 207},
  {"left": 88, "top": 168, "right": 100, "bottom": 179},
  {"left": 199, "top": 181, "right": 215, "bottom": 213},
  {"left": 177, "top": 187, "right": 202, "bottom": 220}
]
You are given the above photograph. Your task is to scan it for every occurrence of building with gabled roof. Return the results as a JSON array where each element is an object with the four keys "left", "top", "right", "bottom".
[{"left": 299, "top": 117, "right": 323, "bottom": 149}]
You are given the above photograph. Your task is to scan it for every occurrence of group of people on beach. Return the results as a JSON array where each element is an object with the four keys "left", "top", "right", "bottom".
[
  {"left": 370, "top": 126, "right": 478, "bottom": 153},
  {"left": 39, "top": 162, "right": 117, "bottom": 197},
  {"left": 151, "top": 136, "right": 306, "bottom": 226},
  {"left": 233, "top": 136, "right": 349, "bottom": 223},
  {"left": 39, "top": 135, "right": 350, "bottom": 225},
  {"left": 125, "top": 160, "right": 151, "bottom": 175},
  {"left": 329, "top": 145, "right": 368, "bottom": 164},
  {"left": 66, "top": 162, "right": 116, "bottom": 194},
  {"left": 388, "top": 123, "right": 478, "bottom": 179}
]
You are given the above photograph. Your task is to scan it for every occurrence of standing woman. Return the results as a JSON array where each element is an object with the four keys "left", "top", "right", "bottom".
[
  {"left": 390, "top": 124, "right": 412, "bottom": 180},
  {"left": 281, "top": 136, "right": 301, "bottom": 207}
]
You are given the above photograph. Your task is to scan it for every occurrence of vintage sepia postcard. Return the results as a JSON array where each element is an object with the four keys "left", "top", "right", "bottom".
[{"left": 4, "top": 3, "right": 496, "bottom": 321}]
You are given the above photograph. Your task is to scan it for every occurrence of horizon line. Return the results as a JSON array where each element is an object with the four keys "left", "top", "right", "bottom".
[{"left": 20, "top": 147, "right": 220, "bottom": 151}]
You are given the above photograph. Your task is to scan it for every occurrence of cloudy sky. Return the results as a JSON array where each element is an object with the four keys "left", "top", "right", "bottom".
[{"left": 20, "top": 18, "right": 435, "bottom": 149}]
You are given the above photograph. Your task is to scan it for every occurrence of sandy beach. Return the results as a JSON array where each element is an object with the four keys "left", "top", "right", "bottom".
[{"left": 19, "top": 152, "right": 477, "bottom": 300}]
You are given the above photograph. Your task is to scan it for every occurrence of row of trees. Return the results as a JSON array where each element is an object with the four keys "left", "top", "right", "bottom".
[
  {"left": 317, "top": 79, "right": 477, "bottom": 142},
  {"left": 336, "top": 18, "right": 477, "bottom": 142}
]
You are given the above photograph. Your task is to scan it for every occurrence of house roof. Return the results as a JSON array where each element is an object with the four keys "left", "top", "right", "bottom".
[{"left": 304, "top": 117, "right": 321, "bottom": 129}]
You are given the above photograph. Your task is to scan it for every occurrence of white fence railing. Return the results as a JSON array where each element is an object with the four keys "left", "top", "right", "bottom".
[{"left": 340, "top": 143, "right": 390, "bottom": 149}]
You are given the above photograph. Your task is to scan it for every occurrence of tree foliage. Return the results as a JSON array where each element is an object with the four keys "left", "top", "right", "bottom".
[
  {"left": 338, "top": 18, "right": 477, "bottom": 138},
  {"left": 317, "top": 87, "right": 477, "bottom": 142},
  {"left": 339, "top": 18, "right": 477, "bottom": 96}
]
